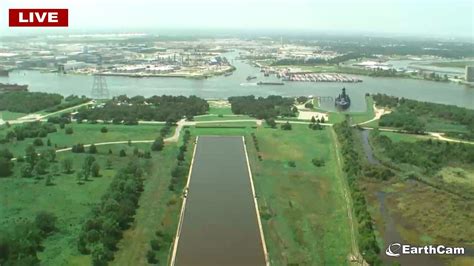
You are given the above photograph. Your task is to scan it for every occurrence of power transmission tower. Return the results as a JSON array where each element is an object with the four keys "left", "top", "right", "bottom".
[{"left": 91, "top": 56, "right": 109, "bottom": 99}]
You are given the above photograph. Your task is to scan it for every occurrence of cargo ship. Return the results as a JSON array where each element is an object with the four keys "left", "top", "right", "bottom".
[
  {"left": 257, "top": 81, "right": 284, "bottom": 85},
  {"left": 335, "top": 87, "right": 351, "bottom": 109}
]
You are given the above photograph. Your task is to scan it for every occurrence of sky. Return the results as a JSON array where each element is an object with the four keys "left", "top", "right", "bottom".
[{"left": 0, "top": 0, "right": 472, "bottom": 38}]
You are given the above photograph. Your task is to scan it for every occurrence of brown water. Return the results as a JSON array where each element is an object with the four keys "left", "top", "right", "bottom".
[{"left": 173, "top": 136, "right": 266, "bottom": 266}]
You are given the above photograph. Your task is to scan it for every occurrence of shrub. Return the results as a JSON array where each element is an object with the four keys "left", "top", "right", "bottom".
[
  {"left": 65, "top": 127, "right": 74, "bottom": 134},
  {"left": 146, "top": 250, "right": 158, "bottom": 264},
  {"left": 312, "top": 158, "right": 325, "bottom": 167},
  {"left": 100, "top": 127, "right": 108, "bottom": 133},
  {"left": 33, "top": 138, "right": 44, "bottom": 146},
  {"left": 35, "top": 211, "right": 57, "bottom": 235}
]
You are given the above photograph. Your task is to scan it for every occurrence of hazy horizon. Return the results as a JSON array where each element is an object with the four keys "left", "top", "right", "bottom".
[{"left": 0, "top": 0, "right": 473, "bottom": 39}]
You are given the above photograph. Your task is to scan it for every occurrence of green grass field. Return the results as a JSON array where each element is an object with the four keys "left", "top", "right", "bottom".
[
  {"left": 0, "top": 143, "right": 157, "bottom": 265},
  {"left": 0, "top": 123, "right": 165, "bottom": 157},
  {"left": 208, "top": 106, "right": 234, "bottom": 116},
  {"left": 250, "top": 125, "right": 352, "bottom": 265},
  {"left": 0, "top": 111, "right": 27, "bottom": 120}
]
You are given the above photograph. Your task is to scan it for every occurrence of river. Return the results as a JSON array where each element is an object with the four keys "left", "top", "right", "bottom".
[{"left": 1, "top": 52, "right": 473, "bottom": 112}]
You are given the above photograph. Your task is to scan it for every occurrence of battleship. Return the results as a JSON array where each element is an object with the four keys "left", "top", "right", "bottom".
[{"left": 335, "top": 87, "right": 351, "bottom": 109}]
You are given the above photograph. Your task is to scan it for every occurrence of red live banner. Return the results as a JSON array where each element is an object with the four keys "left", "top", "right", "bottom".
[{"left": 9, "top": 9, "right": 68, "bottom": 27}]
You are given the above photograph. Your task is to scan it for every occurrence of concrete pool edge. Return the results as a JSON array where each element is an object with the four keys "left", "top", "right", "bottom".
[
  {"left": 241, "top": 136, "right": 270, "bottom": 266},
  {"left": 169, "top": 136, "right": 269, "bottom": 266},
  {"left": 169, "top": 136, "right": 199, "bottom": 266}
]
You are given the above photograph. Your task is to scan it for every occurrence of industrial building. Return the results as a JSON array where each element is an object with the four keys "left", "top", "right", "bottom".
[{"left": 465, "top": 66, "right": 474, "bottom": 82}]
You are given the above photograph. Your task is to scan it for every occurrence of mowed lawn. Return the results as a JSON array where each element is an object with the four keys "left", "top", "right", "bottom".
[
  {"left": 249, "top": 125, "right": 352, "bottom": 265},
  {"left": 0, "top": 143, "right": 154, "bottom": 265},
  {"left": 0, "top": 123, "right": 165, "bottom": 157}
]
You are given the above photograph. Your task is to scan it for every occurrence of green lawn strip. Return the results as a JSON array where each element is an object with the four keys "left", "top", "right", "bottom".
[
  {"left": 194, "top": 114, "right": 254, "bottom": 121},
  {"left": 249, "top": 125, "right": 352, "bottom": 265},
  {"left": 207, "top": 106, "right": 234, "bottom": 116},
  {"left": 195, "top": 121, "right": 257, "bottom": 128}
]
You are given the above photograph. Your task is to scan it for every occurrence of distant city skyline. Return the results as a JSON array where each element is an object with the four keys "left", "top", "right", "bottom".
[{"left": 0, "top": 0, "right": 472, "bottom": 39}]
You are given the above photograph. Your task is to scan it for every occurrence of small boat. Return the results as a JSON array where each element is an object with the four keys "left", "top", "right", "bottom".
[
  {"left": 246, "top": 75, "right": 257, "bottom": 81},
  {"left": 224, "top": 72, "right": 233, "bottom": 77}
]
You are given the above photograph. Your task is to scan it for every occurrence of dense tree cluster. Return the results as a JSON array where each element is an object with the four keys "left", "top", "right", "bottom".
[
  {"left": 0, "top": 212, "right": 57, "bottom": 265},
  {"left": 372, "top": 133, "right": 474, "bottom": 175},
  {"left": 374, "top": 94, "right": 474, "bottom": 135},
  {"left": 374, "top": 94, "right": 474, "bottom": 126},
  {"left": 228, "top": 95, "right": 297, "bottom": 119},
  {"left": 379, "top": 112, "right": 426, "bottom": 134},
  {"left": 334, "top": 120, "right": 381, "bottom": 265},
  {"left": 44, "top": 95, "right": 90, "bottom": 112},
  {"left": 147, "top": 130, "right": 191, "bottom": 263},
  {"left": 3, "top": 122, "right": 57, "bottom": 143},
  {"left": 74, "top": 95, "right": 208, "bottom": 123},
  {"left": 0, "top": 92, "right": 63, "bottom": 113},
  {"left": 77, "top": 160, "right": 145, "bottom": 265},
  {"left": 169, "top": 130, "right": 191, "bottom": 192}
]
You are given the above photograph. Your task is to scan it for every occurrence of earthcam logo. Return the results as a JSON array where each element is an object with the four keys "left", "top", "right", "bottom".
[
  {"left": 386, "top": 242, "right": 465, "bottom": 257},
  {"left": 9, "top": 9, "right": 68, "bottom": 27}
]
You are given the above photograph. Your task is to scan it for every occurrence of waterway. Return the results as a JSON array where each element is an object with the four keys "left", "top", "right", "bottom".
[
  {"left": 173, "top": 136, "right": 266, "bottom": 266},
  {"left": 1, "top": 52, "right": 473, "bottom": 112}
]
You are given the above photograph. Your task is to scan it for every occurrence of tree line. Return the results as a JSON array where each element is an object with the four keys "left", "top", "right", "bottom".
[
  {"left": 0, "top": 211, "right": 58, "bottom": 265},
  {"left": 74, "top": 95, "right": 209, "bottom": 123},
  {"left": 0, "top": 91, "right": 63, "bottom": 113},
  {"left": 77, "top": 159, "right": 145, "bottom": 265},
  {"left": 374, "top": 93, "right": 474, "bottom": 134},
  {"left": 228, "top": 95, "right": 297, "bottom": 119},
  {"left": 372, "top": 131, "right": 474, "bottom": 176},
  {"left": 334, "top": 120, "right": 382, "bottom": 265},
  {"left": 146, "top": 130, "right": 192, "bottom": 264}
]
